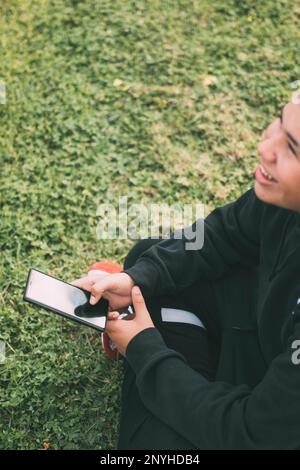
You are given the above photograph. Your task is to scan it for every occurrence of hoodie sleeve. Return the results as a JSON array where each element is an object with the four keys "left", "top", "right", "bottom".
[
  {"left": 125, "top": 324, "right": 300, "bottom": 450},
  {"left": 123, "top": 187, "right": 265, "bottom": 298}
]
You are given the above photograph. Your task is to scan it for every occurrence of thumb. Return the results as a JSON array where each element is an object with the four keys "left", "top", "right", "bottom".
[{"left": 131, "top": 285, "right": 146, "bottom": 313}]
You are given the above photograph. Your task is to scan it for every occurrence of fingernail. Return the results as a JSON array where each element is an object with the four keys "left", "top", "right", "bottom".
[
  {"left": 133, "top": 285, "right": 140, "bottom": 294},
  {"left": 90, "top": 296, "right": 96, "bottom": 305}
]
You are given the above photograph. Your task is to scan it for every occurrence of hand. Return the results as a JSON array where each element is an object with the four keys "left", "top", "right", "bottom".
[
  {"left": 105, "top": 285, "right": 155, "bottom": 357},
  {"left": 70, "top": 272, "right": 135, "bottom": 310}
]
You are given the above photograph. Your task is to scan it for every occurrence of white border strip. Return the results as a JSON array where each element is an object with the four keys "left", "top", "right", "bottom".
[{"left": 161, "top": 307, "right": 206, "bottom": 329}]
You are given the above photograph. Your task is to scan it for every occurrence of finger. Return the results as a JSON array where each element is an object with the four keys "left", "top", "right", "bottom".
[
  {"left": 89, "top": 276, "right": 117, "bottom": 305},
  {"left": 87, "top": 270, "right": 111, "bottom": 279},
  {"left": 70, "top": 278, "right": 84, "bottom": 287},
  {"left": 131, "top": 285, "right": 146, "bottom": 312},
  {"left": 105, "top": 319, "right": 119, "bottom": 335},
  {"left": 70, "top": 272, "right": 108, "bottom": 287},
  {"left": 70, "top": 276, "right": 95, "bottom": 290},
  {"left": 107, "top": 311, "right": 120, "bottom": 320}
]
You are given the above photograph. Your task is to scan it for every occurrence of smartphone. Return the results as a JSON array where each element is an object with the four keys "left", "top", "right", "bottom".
[{"left": 23, "top": 268, "right": 109, "bottom": 332}]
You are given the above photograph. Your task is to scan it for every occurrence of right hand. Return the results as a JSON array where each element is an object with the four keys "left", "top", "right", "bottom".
[{"left": 70, "top": 272, "right": 135, "bottom": 310}]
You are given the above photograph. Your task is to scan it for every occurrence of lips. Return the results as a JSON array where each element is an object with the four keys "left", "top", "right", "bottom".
[
  {"left": 254, "top": 164, "right": 278, "bottom": 186},
  {"left": 258, "top": 164, "right": 277, "bottom": 182}
]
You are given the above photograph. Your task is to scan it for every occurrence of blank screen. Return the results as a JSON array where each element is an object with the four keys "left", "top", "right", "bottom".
[{"left": 25, "top": 269, "right": 107, "bottom": 331}]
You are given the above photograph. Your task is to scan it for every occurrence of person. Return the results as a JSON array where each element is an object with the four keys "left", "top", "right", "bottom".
[{"left": 71, "top": 101, "right": 300, "bottom": 450}]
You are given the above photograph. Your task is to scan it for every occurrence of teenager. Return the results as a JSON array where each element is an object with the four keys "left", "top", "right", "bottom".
[{"left": 72, "top": 101, "right": 300, "bottom": 449}]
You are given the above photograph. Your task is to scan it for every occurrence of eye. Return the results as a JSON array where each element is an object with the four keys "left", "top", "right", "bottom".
[{"left": 288, "top": 141, "right": 298, "bottom": 157}]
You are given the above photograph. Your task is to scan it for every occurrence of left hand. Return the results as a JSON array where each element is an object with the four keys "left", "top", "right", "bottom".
[{"left": 105, "top": 285, "right": 155, "bottom": 357}]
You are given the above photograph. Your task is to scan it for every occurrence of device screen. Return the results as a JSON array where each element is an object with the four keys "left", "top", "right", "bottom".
[{"left": 24, "top": 269, "right": 108, "bottom": 331}]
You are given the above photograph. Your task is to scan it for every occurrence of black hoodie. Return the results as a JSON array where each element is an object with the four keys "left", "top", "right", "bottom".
[{"left": 123, "top": 186, "right": 300, "bottom": 449}]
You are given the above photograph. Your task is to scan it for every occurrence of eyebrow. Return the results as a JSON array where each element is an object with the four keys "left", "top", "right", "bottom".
[{"left": 280, "top": 106, "right": 299, "bottom": 149}]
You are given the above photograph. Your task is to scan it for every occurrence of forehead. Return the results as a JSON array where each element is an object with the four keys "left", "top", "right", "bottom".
[{"left": 283, "top": 103, "right": 300, "bottom": 139}]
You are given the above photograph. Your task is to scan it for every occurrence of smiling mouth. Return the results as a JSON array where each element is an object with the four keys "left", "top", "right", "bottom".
[{"left": 259, "top": 164, "right": 277, "bottom": 182}]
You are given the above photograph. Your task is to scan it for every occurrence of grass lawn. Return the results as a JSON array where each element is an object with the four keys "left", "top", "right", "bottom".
[{"left": 0, "top": 0, "right": 299, "bottom": 450}]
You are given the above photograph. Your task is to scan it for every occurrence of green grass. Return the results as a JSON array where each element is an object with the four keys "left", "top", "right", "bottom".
[{"left": 0, "top": 0, "right": 299, "bottom": 450}]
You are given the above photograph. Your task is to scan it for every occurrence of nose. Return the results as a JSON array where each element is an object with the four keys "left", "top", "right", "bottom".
[{"left": 258, "top": 136, "right": 278, "bottom": 164}]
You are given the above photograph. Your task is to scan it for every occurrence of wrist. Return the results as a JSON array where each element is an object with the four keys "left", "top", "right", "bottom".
[{"left": 122, "top": 272, "right": 135, "bottom": 288}]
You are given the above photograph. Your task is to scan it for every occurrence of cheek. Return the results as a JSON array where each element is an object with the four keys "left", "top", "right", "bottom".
[
  {"left": 277, "top": 159, "right": 298, "bottom": 184},
  {"left": 277, "top": 161, "right": 300, "bottom": 205}
]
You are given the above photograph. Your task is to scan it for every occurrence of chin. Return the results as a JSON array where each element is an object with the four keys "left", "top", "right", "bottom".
[
  {"left": 254, "top": 182, "right": 299, "bottom": 211},
  {"left": 254, "top": 182, "right": 282, "bottom": 208},
  {"left": 254, "top": 181, "right": 275, "bottom": 205}
]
